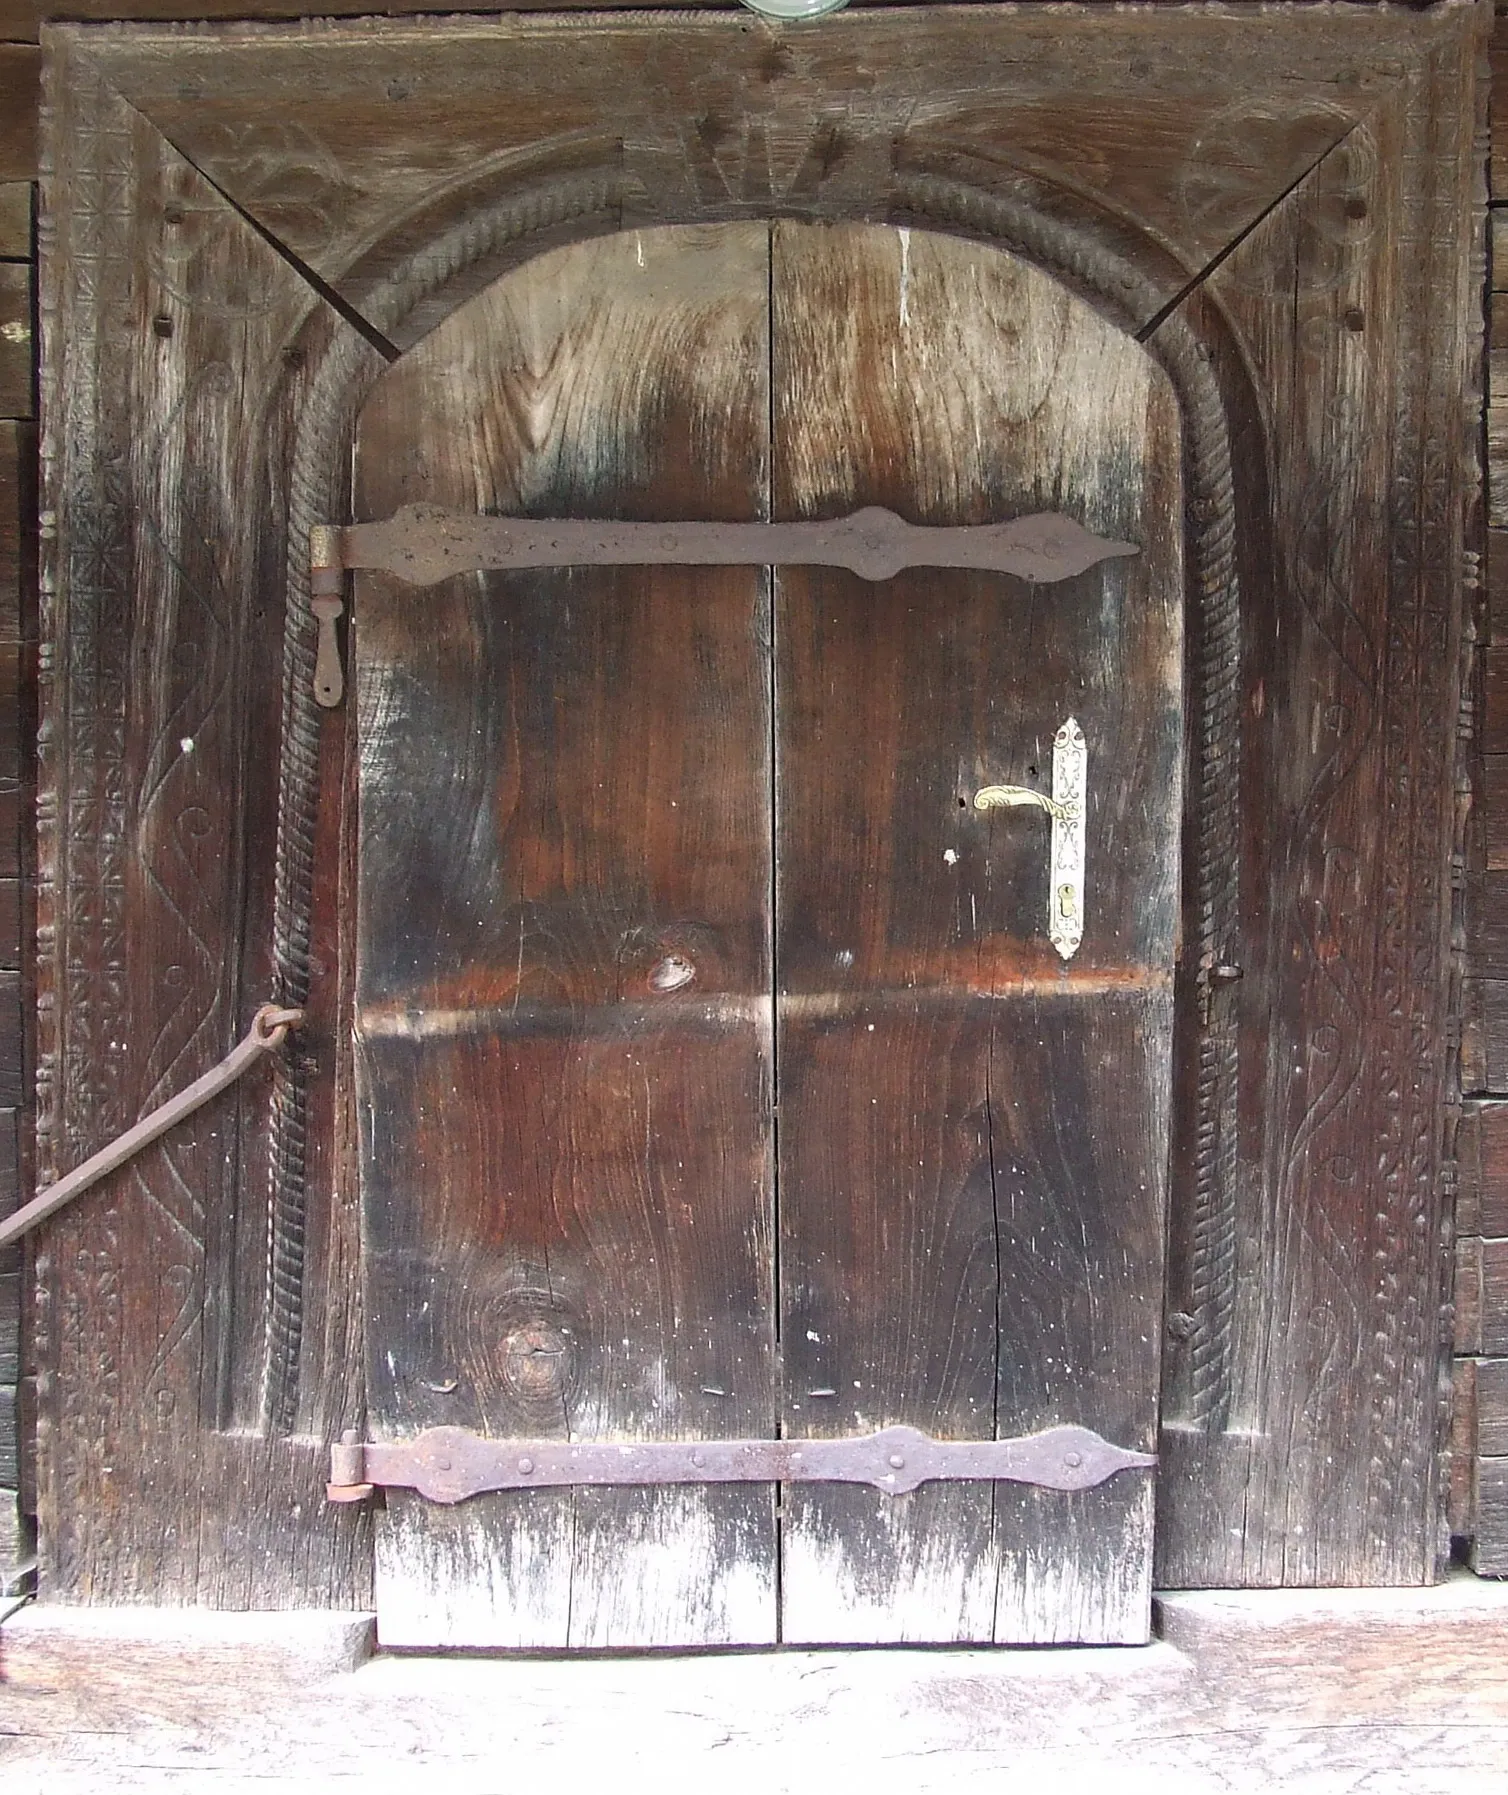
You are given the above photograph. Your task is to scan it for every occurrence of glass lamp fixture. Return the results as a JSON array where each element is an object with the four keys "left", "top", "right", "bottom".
[{"left": 738, "top": 0, "right": 848, "bottom": 16}]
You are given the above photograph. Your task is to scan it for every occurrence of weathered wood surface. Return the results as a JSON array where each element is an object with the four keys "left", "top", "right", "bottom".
[
  {"left": 36, "top": 36, "right": 373, "bottom": 1605},
  {"left": 353, "top": 224, "right": 776, "bottom": 1648},
  {"left": 0, "top": 262, "right": 30, "bottom": 420},
  {"left": 1152, "top": 14, "right": 1480, "bottom": 1585},
  {"left": 1466, "top": 37, "right": 1508, "bottom": 1575},
  {"left": 81, "top": 9, "right": 1405, "bottom": 338},
  {"left": 6, "top": 1580, "right": 1508, "bottom": 1792},
  {"left": 0, "top": 414, "right": 26, "bottom": 1563},
  {"left": 770, "top": 222, "right": 1180, "bottom": 1643},
  {"left": 0, "top": 186, "right": 30, "bottom": 260},
  {"left": 35, "top": 5, "right": 1484, "bottom": 1612},
  {"left": 0, "top": 48, "right": 37, "bottom": 185}
]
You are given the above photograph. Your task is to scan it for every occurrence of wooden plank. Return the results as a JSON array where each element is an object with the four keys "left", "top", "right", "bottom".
[
  {"left": 1459, "top": 1102, "right": 1486, "bottom": 1238},
  {"left": 353, "top": 224, "right": 776, "bottom": 1649},
  {"left": 1153, "top": 13, "right": 1480, "bottom": 1583},
  {"left": 1485, "top": 1242, "right": 1508, "bottom": 1360},
  {"left": 1486, "top": 648, "right": 1508, "bottom": 755},
  {"left": 772, "top": 222, "right": 1180, "bottom": 1644},
  {"left": 0, "top": 970, "right": 20, "bottom": 1109},
  {"left": 0, "top": 261, "right": 31, "bottom": 419},
  {"left": 37, "top": 44, "right": 376, "bottom": 1606},
  {"left": 0, "top": 419, "right": 29, "bottom": 645},
  {"left": 0, "top": 48, "right": 36, "bottom": 186},
  {"left": 1458, "top": 1237, "right": 1484, "bottom": 1357},
  {"left": 1478, "top": 1358, "right": 1508, "bottom": 1458},
  {"left": 0, "top": 1606, "right": 376, "bottom": 1685},
  {"left": 1476, "top": 1458, "right": 1508, "bottom": 1576},
  {"left": 87, "top": 9, "right": 1393, "bottom": 328},
  {"left": 1489, "top": 529, "right": 1508, "bottom": 645},
  {"left": 0, "top": 1274, "right": 15, "bottom": 1383},
  {"left": 1467, "top": 873, "right": 1508, "bottom": 978},
  {"left": 1477, "top": 1103, "right": 1508, "bottom": 1239},
  {"left": 7, "top": 1584, "right": 1508, "bottom": 1782},
  {"left": 1450, "top": 1353, "right": 1478, "bottom": 1541},
  {"left": 1491, "top": 410, "right": 1508, "bottom": 531},
  {"left": 0, "top": 878, "right": 20, "bottom": 968},
  {"left": 1493, "top": 209, "right": 1508, "bottom": 291},
  {"left": 1479, "top": 983, "right": 1508, "bottom": 1093},
  {"left": 9, "top": 0, "right": 727, "bottom": 34},
  {"left": 0, "top": 185, "right": 29, "bottom": 261},
  {"left": 1496, "top": 13, "right": 1508, "bottom": 200}
]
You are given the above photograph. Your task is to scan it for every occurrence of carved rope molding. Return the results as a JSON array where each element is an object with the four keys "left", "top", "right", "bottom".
[
  {"left": 266, "top": 168, "right": 629, "bottom": 1432},
  {"left": 265, "top": 160, "right": 1243, "bottom": 1438}
]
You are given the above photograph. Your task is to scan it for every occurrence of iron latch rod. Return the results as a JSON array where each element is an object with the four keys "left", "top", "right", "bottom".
[{"left": 0, "top": 1005, "right": 303, "bottom": 1251}]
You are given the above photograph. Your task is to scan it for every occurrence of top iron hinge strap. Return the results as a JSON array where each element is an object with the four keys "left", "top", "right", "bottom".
[{"left": 307, "top": 507, "right": 1139, "bottom": 709}]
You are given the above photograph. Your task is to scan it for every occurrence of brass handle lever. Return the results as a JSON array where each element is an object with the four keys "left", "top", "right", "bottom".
[
  {"left": 972, "top": 718, "right": 1087, "bottom": 961},
  {"left": 973, "top": 784, "right": 1077, "bottom": 824}
]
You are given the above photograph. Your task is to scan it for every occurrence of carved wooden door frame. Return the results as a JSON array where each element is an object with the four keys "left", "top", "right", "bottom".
[{"left": 36, "top": 5, "right": 1482, "bottom": 1608}]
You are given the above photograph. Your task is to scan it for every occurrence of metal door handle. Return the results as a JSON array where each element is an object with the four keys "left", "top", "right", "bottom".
[
  {"left": 973, "top": 717, "right": 1087, "bottom": 961},
  {"left": 973, "top": 784, "right": 1076, "bottom": 824}
]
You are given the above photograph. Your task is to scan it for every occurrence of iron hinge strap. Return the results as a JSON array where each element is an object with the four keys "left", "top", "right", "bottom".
[
  {"left": 308, "top": 506, "right": 1139, "bottom": 708},
  {"left": 326, "top": 1423, "right": 1155, "bottom": 1505}
]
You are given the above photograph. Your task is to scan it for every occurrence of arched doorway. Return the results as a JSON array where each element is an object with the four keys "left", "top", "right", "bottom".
[{"left": 347, "top": 220, "right": 1184, "bottom": 1648}]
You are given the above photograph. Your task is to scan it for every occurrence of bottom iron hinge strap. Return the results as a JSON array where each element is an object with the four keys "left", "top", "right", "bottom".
[{"left": 326, "top": 1423, "right": 1154, "bottom": 1505}]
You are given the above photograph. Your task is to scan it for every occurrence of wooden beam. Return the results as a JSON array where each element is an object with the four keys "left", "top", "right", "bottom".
[
  {"left": 4, "top": 1586, "right": 1508, "bottom": 1780},
  {"left": 0, "top": 48, "right": 36, "bottom": 185},
  {"left": 0, "top": 184, "right": 28, "bottom": 260},
  {"left": 0, "top": 262, "right": 30, "bottom": 419}
]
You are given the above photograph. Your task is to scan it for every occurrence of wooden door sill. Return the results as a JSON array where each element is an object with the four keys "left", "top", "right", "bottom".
[{"left": 2, "top": 1580, "right": 1507, "bottom": 1784}]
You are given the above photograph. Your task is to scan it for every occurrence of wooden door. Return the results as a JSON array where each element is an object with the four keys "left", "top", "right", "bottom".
[{"left": 352, "top": 221, "right": 1183, "bottom": 1649}]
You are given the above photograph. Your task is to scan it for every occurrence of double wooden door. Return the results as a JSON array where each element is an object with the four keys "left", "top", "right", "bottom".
[{"left": 351, "top": 221, "right": 1184, "bottom": 1649}]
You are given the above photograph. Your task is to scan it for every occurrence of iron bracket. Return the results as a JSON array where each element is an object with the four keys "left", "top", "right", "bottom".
[{"left": 326, "top": 1422, "right": 1154, "bottom": 1505}]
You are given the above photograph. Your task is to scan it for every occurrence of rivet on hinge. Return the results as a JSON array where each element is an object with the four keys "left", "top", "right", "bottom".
[{"left": 310, "top": 525, "right": 346, "bottom": 709}]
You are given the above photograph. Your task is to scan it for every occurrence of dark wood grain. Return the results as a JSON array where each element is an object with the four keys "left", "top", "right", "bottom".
[
  {"left": 0, "top": 420, "right": 29, "bottom": 644},
  {"left": 353, "top": 224, "right": 776, "bottom": 1648},
  {"left": 0, "top": 48, "right": 37, "bottom": 185},
  {"left": 0, "top": 185, "right": 29, "bottom": 260},
  {"left": 1495, "top": 16, "right": 1508, "bottom": 201},
  {"left": 771, "top": 222, "right": 1181, "bottom": 1643},
  {"left": 0, "top": 261, "right": 31, "bottom": 419},
  {"left": 1476, "top": 1458, "right": 1508, "bottom": 1575},
  {"left": 1464, "top": 1098, "right": 1508, "bottom": 1242},
  {"left": 1458, "top": 1238, "right": 1484, "bottom": 1357},
  {"left": 86, "top": 8, "right": 1396, "bottom": 332},
  {"left": 35, "top": 4, "right": 1484, "bottom": 1613},
  {"left": 1450, "top": 1352, "right": 1477, "bottom": 1540},
  {"left": 36, "top": 40, "right": 373, "bottom": 1606},
  {"left": 1153, "top": 20, "right": 1480, "bottom": 1585},
  {"left": 1478, "top": 1358, "right": 1508, "bottom": 1458}
]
